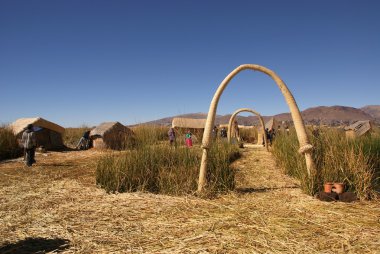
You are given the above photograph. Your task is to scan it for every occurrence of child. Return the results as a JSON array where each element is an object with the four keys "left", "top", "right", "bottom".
[{"left": 185, "top": 130, "right": 193, "bottom": 147}]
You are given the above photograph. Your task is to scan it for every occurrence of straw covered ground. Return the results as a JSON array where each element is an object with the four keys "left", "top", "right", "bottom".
[{"left": 0, "top": 147, "right": 379, "bottom": 253}]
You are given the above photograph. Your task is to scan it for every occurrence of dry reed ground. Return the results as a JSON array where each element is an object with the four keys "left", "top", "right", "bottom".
[{"left": 0, "top": 147, "right": 379, "bottom": 253}]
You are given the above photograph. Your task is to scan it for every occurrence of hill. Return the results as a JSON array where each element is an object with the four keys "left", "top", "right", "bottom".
[
  {"left": 140, "top": 105, "right": 378, "bottom": 126},
  {"left": 274, "top": 106, "right": 375, "bottom": 125},
  {"left": 361, "top": 105, "right": 380, "bottom": 120}
]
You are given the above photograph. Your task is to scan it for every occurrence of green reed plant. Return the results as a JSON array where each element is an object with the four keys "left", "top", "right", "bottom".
[
  {"left": 96, "top": 137, "right": 239, "bottom": 196},
  {"left": 131, "top": 125, "right": 169, "bottom": 147},
  {"left": 0, "top": 126, "right": 22, "bottom": 161},
  {"left": 272, "top": 128, "right": 380, "bottom": 199}
]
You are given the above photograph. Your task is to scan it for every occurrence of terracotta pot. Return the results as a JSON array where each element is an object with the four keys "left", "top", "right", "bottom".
[
  {"left": 333, "top": 183, "right": 345, "bottom": 194},
  {"left": 324, "top": 182, "right": 334, "bottom": 193}
]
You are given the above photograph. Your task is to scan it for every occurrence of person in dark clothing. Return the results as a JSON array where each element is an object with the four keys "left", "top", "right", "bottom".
[
  {"left": 168, "top": 127, "right": 176, "bottom": 145},
  {"left": 265, "top": 128, "right": 272, "bottom": 145},
  {"left": 21, "top": 124, "right": 37, "bottom": 167},
  {"left": 76, "top": 130, "right": 91, "bottom": 150},
  {"left": 212, "top": 126, "right": 218, "bottom": 140},
  {"left": 220, "top": 127, "right": 227, "bottom": 138}
]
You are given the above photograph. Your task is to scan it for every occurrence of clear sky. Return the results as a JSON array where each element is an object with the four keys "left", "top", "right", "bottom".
[{"left": 1, "top": 0, "right": 379, "bottom": 127}]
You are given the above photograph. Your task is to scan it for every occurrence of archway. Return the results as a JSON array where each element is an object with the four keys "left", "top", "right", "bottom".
[
  {"left": 227, "top": 108, "right": 268, "bottom": 151},
  {"left": 198, "top": 64, "right": 315, "bottom": 192}
]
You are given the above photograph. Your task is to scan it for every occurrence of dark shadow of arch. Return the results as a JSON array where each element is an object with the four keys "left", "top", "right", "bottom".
[
  {"left": 236, "top": 186, "right": 299, "bottom": 194},
  {"left": 0, "top": 237, "right": 70, "bottom": 254}
]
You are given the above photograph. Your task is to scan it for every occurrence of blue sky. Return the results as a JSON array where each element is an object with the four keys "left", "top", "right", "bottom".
[{"left": 1, "top": 0, "right": 379, "bottom": 127}]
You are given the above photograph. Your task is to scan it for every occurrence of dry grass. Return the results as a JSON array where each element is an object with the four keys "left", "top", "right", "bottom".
[{"left": 1, "top": 148, "right": 379, "bottom": 253}]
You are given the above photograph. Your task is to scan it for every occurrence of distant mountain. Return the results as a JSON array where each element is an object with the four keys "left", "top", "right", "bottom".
[
  {"left": 361, "top": 105, "right": 380, "bottom": 120},
  {"left": 139, "top": 105, "right": 378, "bottom": 126},
  {"left": 274, "top": 106, "right": 375, "bottom": 125}
]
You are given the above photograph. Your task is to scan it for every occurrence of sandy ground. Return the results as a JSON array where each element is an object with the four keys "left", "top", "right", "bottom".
[{"left": 0, "top": 147, "right": 379, "bottom": 253}]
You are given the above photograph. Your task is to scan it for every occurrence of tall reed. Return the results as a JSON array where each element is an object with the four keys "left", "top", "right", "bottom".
[
  {"left": 272, "top": 128, "right": 379, "bottom": 199},
  {"left": 0, "top": 126, "right": 22, "bottom": 161},
  {"left": 96, "top": 127, "right": 240, "bottom": 196}
]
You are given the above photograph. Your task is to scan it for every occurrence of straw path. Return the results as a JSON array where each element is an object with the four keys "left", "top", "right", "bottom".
[{"left": 0, "top": 148, "right": 379, "bottom": 253}]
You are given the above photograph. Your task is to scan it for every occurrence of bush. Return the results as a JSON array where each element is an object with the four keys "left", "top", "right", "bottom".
[
  {"left": 96, "top": 141, "right": 240, "bottom": 196},
  {"left": 0, "top": 126, "right": 22, "bottom": 161},
  {"left": 272, "top": 128, "right": 380, "bottom": 199}
]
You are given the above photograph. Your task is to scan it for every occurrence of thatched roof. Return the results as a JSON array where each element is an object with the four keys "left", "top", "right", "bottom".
[
  {"left": 10, "top": 117, "right": 65, "bottom": 135},
  {"left": 219, "top": 124, "right": 254, "bottom": 129},
  {"left": 265, "top": 117, "right": 278, "bottom": 130},
  {"left": 172, "top": 118, "right": 207, "bottom": 129},
  {"left": 90, "top": 122, "right": 131, "bottom": 137},
  {"left": 345, "top": 120, "right": 372, "bottom": 137}
]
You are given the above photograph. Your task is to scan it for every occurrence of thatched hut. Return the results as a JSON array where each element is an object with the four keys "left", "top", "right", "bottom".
[
  {"left": 171, "top": 118, "right": 207, "bottom": 142},
  {"left": 265, "top": 117, "right": 279, "bottom": 131},
  {"left": 344, "top": 120, "right": 372, "bottom": 138},
  {"left": 256, "top": 118, "right": 278, "bottom": 145},
  {"left": 90, "top": 122, "right": 133, "bottom": 150},
  {"left": 10, "top": 117, "right": 65, "bottom": 150}
]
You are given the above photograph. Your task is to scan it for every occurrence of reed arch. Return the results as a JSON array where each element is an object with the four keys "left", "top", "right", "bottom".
[
  {"left": 227, "top": 108, "right": 268, "bottom": 151},
  {"left": 198, "top": 64, "right": 315, "bottom": 192}
]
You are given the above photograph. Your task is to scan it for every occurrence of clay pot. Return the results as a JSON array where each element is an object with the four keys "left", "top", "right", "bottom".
[
  {"left": 332, "top": 183, "right": 345, "bottom": 194},
  {"left": 324, "top": 182, "right": 334, "bottom": 193}
]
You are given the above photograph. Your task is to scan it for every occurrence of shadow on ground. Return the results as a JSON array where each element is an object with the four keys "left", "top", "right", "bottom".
[
  {"left": 0, "top": 237, "right": 69, "bottom": 254},
  {"left": 236, "top": 186, "right": 299, "bottom": 194}
]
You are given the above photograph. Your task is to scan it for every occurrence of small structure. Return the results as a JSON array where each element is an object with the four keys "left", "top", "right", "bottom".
[
  {"left": 10, "top": 117, "right": 65, "bottom": 150},
  {"left": 344, "top": 120, "right": 372, "bottom": 138},
  {"left": 90, "top": 122, "right": 134, "bottom": 150}
]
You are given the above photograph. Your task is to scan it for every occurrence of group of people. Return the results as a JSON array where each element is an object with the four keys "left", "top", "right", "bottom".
[
  {"left": 167, "top": 126, "right": 231, "bottom": 147},
  {"left": 168, "top": 128, "right": 193, "bottom": 147},
  {"left": 264, "top": 127, "right": 277, "bottom": 145},
  {"left": 212, "top": 126, "right": 228, "bottom": 139}
]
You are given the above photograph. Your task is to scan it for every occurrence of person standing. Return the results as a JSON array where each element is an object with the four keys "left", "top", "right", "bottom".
[
  {"left": 220, "top": 127, "right": 227, "bottom": 138},
  {"left": 185, "top": 129, "right": 193, "bottom": 147},
  {"left": 21, "top": 124, "right": 37, "bottom": 167},
  {"left": 168, "top": 127, "right": 176, "bottom": 145},
  {"left": 212, "top": 125, "right": 218, "bottom": 140}
]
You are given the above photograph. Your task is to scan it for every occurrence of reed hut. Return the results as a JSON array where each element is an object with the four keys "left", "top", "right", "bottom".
[
  {"left": 265, "top": 117, "right": 279, "bottom": 131},
  {"left": 171, "top": 117, "right": 207, "bottom": 141},
  {"left": 10, "top": 117, "right": 65, "bottom": 150},
  {"left": 256, "top": 118, "right": 280, "bottom": 145},
  {"left": 90, "top": 122, "right": 134, "bottom": 150},
  {"left": 344, "top": 120, "right": 372, "bottom": 138}
]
